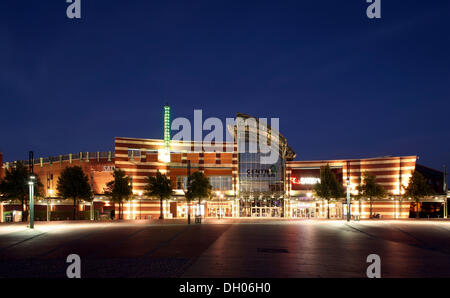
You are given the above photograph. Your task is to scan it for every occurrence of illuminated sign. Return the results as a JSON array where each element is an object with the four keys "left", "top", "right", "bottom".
[
  {"left": 247, "top": 169, "right": 275, "bottom": 178},
  {"left": 291, "top": 177, "right": 321, "bottom": 185},
  {"left": 246, "top": 165, "right": 277, "bottom": 178},
  {"left": 158, "top": 148, "right": 171, "bottom": 163},
  {"left": 103, "top": 166, "right": 115, "bottom": 172}
]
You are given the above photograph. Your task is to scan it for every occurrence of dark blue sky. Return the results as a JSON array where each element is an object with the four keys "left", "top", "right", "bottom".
[{"left": 1, "top": 0, "right": 449, "bottom": 170}]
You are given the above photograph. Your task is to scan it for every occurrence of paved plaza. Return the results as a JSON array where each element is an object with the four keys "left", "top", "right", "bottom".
[{"left": 0, "top": 219, "right": 449, "bottom": 278}]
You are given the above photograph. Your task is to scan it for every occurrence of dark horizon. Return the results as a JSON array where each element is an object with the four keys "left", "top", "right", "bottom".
[{"left": 1, "top": 0, "right": 449, "bottom": 171}]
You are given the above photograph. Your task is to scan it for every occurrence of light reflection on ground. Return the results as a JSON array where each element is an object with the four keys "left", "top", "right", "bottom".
[{"left": 0, "top": 219, "right": 449, "bottom": 277}]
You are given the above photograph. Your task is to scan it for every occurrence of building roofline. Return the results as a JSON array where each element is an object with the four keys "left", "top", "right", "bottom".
[
  {"left": 115, "top": 136, "right": 235, "bottom": 145},
  {"left": 287, "top": 155, "right": 418, "bottom": 164},
  {"left": 416, "top": 163, "right": 445, "bottom": 175}
]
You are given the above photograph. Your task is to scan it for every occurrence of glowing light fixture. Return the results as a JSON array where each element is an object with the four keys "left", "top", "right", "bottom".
[
  {"left": 28, "top": 174, "right": 36, "bottom": 229},
  {"left": 164, "top": 104, "right": 171, "bottom": 149}
]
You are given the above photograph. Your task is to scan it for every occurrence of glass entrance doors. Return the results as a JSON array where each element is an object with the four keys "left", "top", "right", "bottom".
[
  {"left": 251, "top": 207, "right": 282, "bottom": 217},
  {"left": 240, "top": 198, "right": 284, "bottom": 217},
  {"left": 292, "top": 207, "right": 314, "bottom": 218}
]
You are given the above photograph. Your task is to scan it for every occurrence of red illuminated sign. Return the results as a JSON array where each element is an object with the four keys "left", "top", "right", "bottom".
[
  {"left": 290, "top": 177, "right": 320, "bottom": 185},
  {"left": 290, "top": 177, "right": 301, "bottom": 184}
]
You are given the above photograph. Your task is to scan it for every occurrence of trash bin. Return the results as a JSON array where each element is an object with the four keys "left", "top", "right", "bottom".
[{"left": 195, "top": 216, "right": 202, "bottom": 224}]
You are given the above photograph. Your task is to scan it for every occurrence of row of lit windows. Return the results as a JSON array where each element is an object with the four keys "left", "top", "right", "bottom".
[
  {"left": 209, "top": 176, "right": 233, "bottom": 191},
  {"left": 175, "top": 176, "right": 232, "bottom": 191},
  {"left": 239, "top": 181, "right": 284, "bottom": 193}
]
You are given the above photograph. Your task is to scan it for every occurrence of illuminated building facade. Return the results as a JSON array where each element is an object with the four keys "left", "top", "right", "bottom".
[
  {"left": 0, "top": 109, "right": 448, "bottom": 221},
  {"left": 114, "top": 137, "right": 238, "bottom": 219},
  {"left": 287, "top": 157, "right": 420, "bottom": 219}
]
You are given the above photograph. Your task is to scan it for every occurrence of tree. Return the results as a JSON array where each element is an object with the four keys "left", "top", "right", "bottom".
[
  {"left": 404, "top": 171, "right": 434, "bottom": 218},
  {"left": 356, "top": 172, "right": 386, "bottom": 218},
  {"left": 57, "top": 166, "right": 93, "bottom": 220},
  {"left": 0, "top": 162, "right": 43, "bottom": 222},
  {"left": 104, "top": 169, "right": 133, "bottom": 220},
  {"left": 185, "top": 171, "right": 212, "bottom": 224},
  {"left": 313, "top": 164, "right": 345, "bottom": 219},
  {"left": 145, "top": 171, "right": 173, "bottom": 220}
]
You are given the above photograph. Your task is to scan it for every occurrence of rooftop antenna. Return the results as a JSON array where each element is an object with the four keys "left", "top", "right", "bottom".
[
  {"left": 165, "top": 81, "right": 169, "bottom": 106},
  {"left": 162, "top": 81, "right": 171, "bottom": 161}
]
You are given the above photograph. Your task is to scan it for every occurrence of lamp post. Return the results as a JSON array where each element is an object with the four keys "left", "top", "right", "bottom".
[
  {"left": 187, "top": 160, "right": 191, "bottom": 224},
  {"left": 346, "top": 160, "right": 351, "bottom": 222},
  {"left": 28, "top": 174, "right": 35, "bottom": 229},
  {"left": 444, "top": 165, "right": 448, "bottom": 219},
  {"left": 46, "top": 172, "right": 53, "bottom": 222},
  {"left": 47, "top": 189, "right": 53, "bottom": 221},
  {"left": 28, "top": 151, "right": 35, "bottom": 228},
  {"left": 346, "top": 178, "right": 351, "bottom": 222}
]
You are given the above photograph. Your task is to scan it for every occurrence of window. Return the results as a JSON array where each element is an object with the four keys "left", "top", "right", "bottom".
[
  {"left": 209, "top": 176, "right": 232, "bottom": 191},
  {"left": 176, "top": 176, "right": 188, "bottom": 190},
  {"left": 128, "top": 149, "right": 141, "bottom": 161},
  {"left": 177, "top": 175, "right": 232, "bottom": 191}
]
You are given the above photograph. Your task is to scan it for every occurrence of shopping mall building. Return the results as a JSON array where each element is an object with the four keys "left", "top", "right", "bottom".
[{"left": 0, "top": 109, "right": 448, "bottom": 221}]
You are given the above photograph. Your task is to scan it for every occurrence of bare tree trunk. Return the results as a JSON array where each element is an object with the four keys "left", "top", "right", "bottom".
[
  {"left": 73, "top": 198, "right": 76, "bottom": 220},
  {"left": 187, "top": 201, "right": 191, "bottom": 224},
  {"left": 359, "top": 200, "right": 362, "bottom": 218},
  {"left": 327, "top": 199, "right": 330, "bottom": 219},
  {"left": 21, "top": 197, "right": 26, "bottom": 222},
  {"left": 159, "top": 196, "right": 163, "bottom": 219},
  {"left": 369, "top": 198, "right": 373, "bottom": 218},
  {"left": 416, "top": 201, "right": 420, "bottom": 218}
]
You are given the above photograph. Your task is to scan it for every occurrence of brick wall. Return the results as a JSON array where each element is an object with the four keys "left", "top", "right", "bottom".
[{"left": 26, "top": 158, "right": 114, "bottom": 197}]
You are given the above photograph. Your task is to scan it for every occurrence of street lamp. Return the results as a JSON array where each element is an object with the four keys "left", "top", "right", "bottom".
[
  {"left": 28, "top": 174, "right": 36, "bottom": 229},
  {"left": 346, "top": 177, "right": 351, "bottom": 222},
  {"left": 47, "top": 189, "right": 54, "bottom": 221}
]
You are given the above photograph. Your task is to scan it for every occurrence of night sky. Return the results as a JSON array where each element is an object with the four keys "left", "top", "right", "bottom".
[{"left": 1, "top": 1, "right": 449, "bottom": 170}]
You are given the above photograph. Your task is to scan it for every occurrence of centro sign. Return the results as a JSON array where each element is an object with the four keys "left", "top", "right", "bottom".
[
  {"left": 291, "top": 177, "right": 321, "bottom": 185},
  {"left": 247, "top": 165, "right": 277, "bottom": 178}
]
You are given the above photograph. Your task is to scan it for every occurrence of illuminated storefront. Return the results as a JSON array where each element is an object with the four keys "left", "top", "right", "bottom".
[
  {"left": 235, "top": 113, "right": 295, "bottom": 217},
  {"left": 285, "top": 166, "right": 344, "bottom": 218}
]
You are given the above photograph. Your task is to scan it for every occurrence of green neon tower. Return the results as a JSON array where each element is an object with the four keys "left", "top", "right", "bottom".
[{"left": 164, "top": 104, "right": 171, "bottom": 149}]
